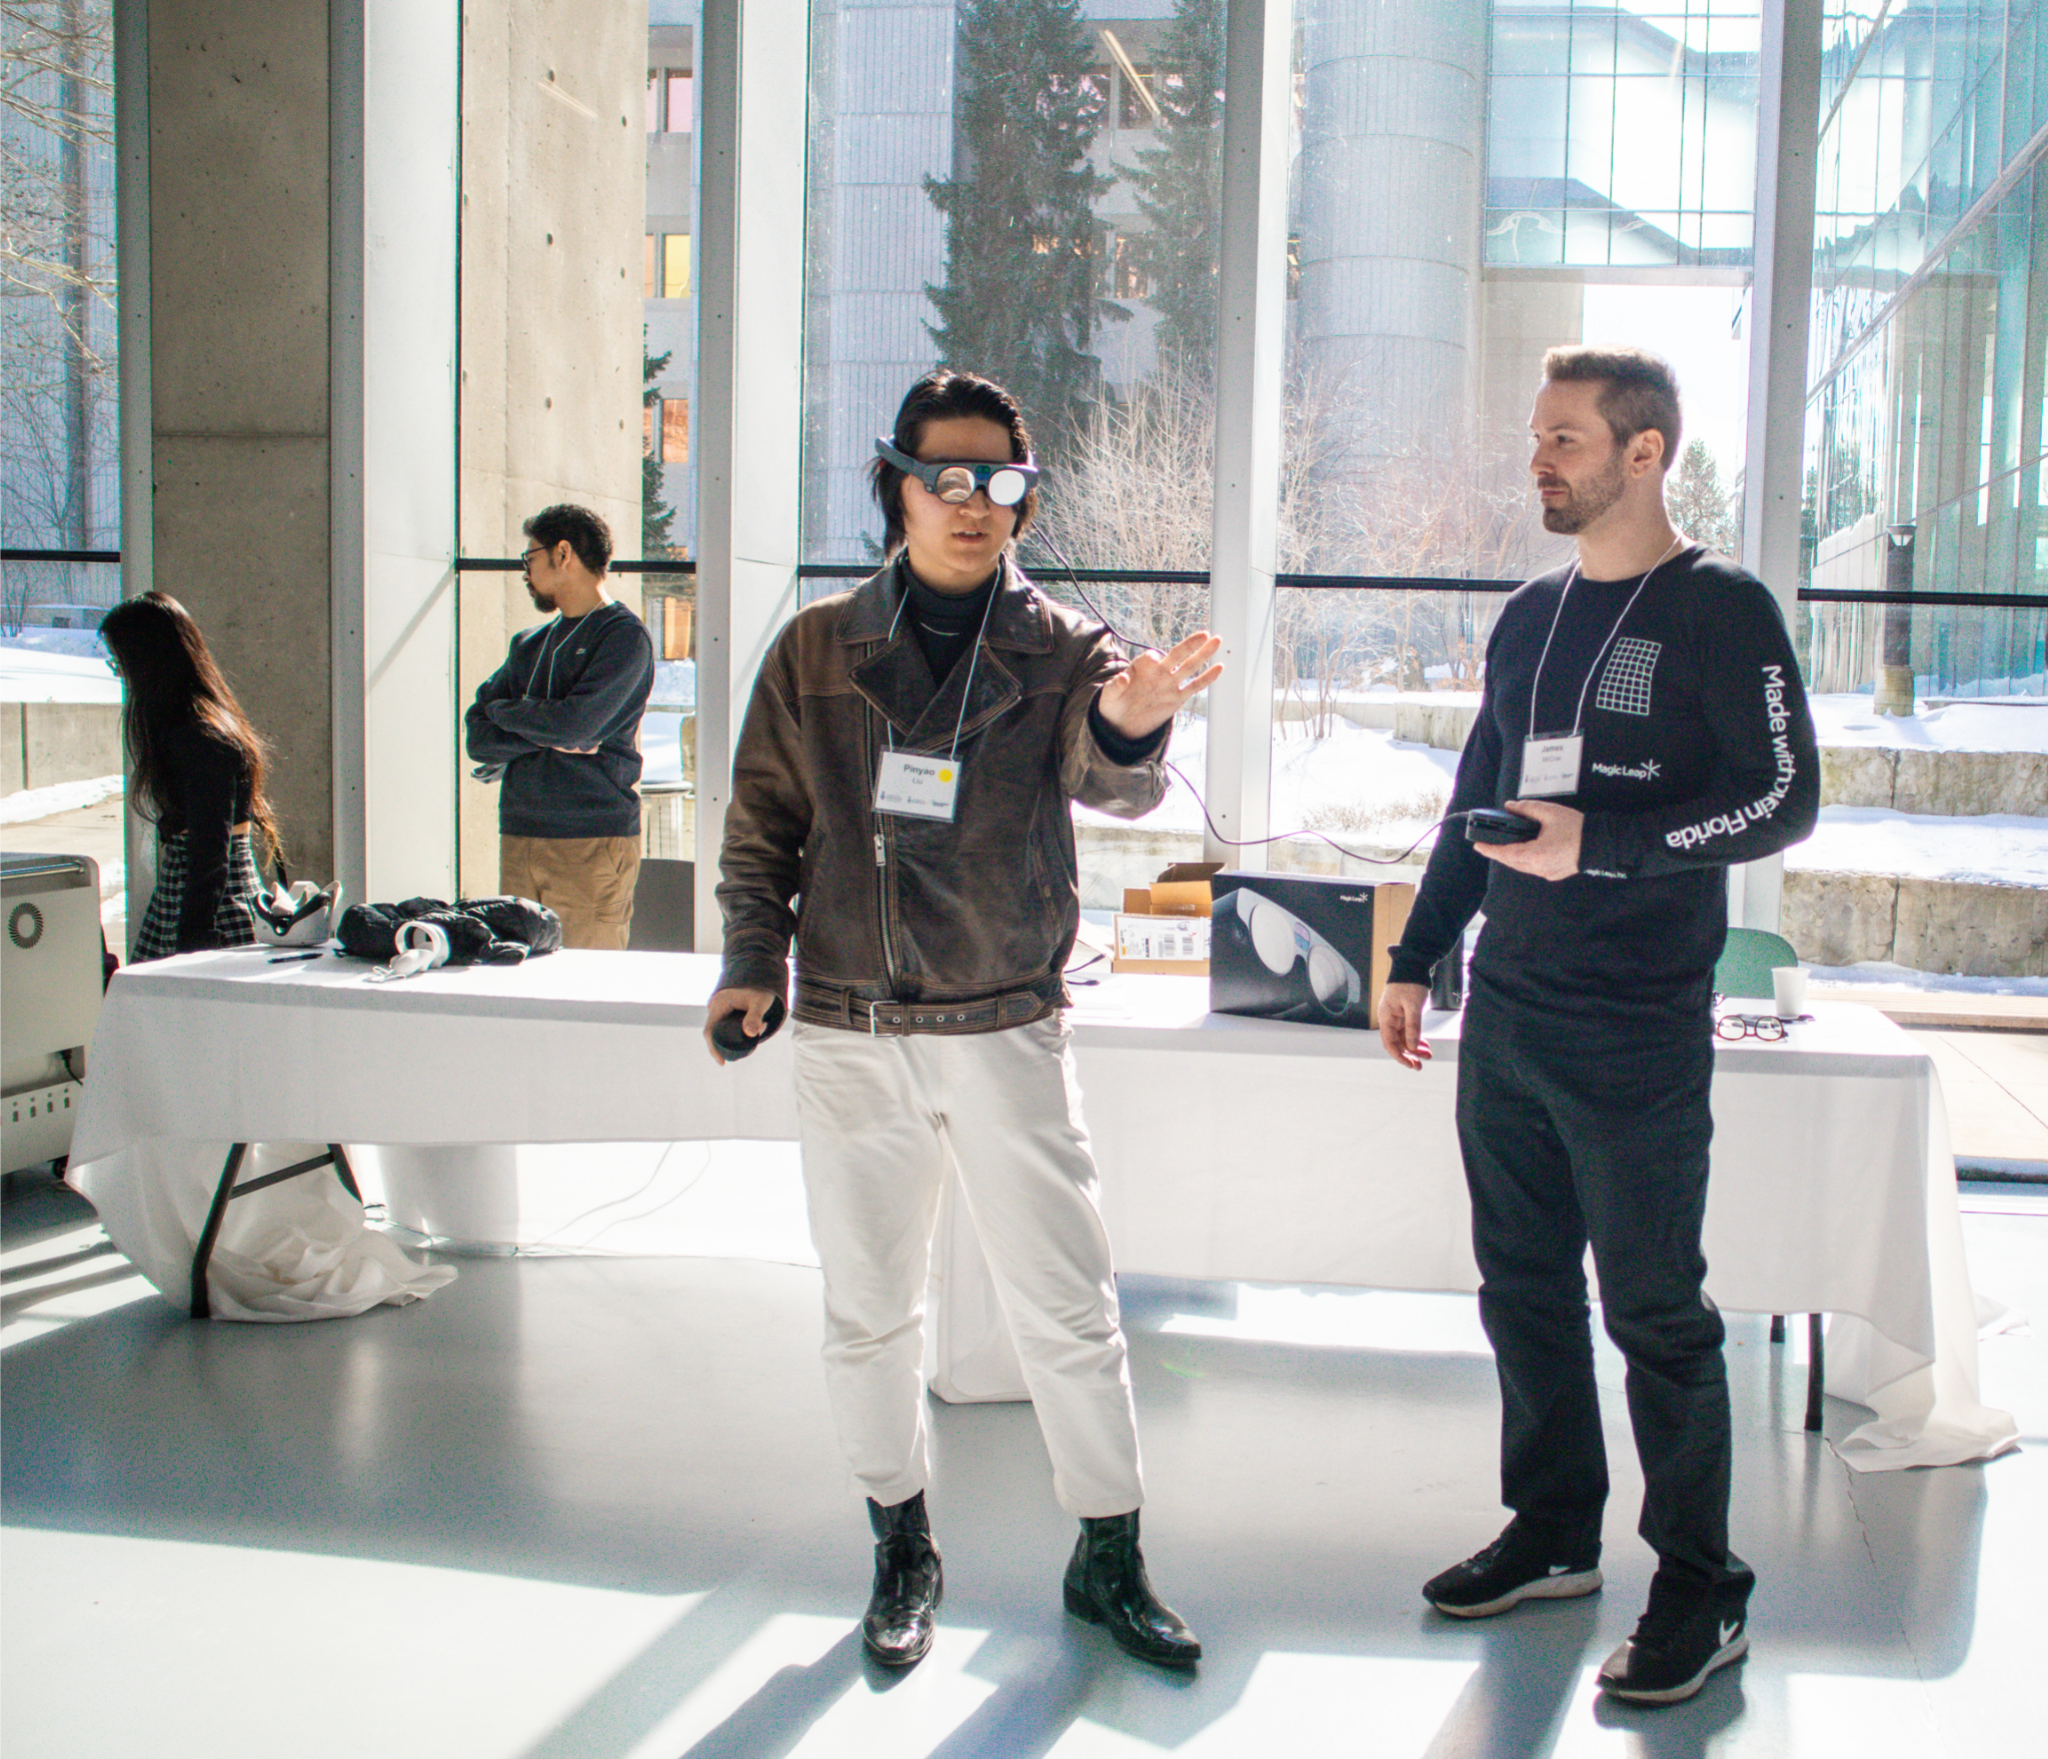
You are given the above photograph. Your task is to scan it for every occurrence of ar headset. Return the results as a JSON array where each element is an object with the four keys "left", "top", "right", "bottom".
[{"left": 875, "top": 437, "right": 1039, "bottom": 508}]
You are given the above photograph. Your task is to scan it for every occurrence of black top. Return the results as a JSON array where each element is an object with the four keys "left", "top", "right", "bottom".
[
  {"left": 158, "top": 719, "right": 254, "bottom": 951},
  {"left": 1389, "top": 546, "right": 1821, "bottom": 1015},
  {"left": 900, "top": 557, "right": 1164, "bottom": 766},
  {"left": 464, "top": 599, "right": 657, "bottom": 838}
]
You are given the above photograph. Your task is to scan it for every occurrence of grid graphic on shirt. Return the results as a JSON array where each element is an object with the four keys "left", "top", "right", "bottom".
[{"left": 1595, "top": 638, "right": 1662, "bottom": 717}]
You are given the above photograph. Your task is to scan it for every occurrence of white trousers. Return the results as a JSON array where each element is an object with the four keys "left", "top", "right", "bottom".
[{"left": 791, "top": 1015, "right": 1145, "bottom": 1518}]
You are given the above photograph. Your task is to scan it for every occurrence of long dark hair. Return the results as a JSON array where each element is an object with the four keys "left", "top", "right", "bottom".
[{"left": 99, "top": 592, "right": 282, "bottom": 864}]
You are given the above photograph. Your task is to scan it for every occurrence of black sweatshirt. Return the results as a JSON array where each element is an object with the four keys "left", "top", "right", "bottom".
[
  {"left": 1389, "top": 547, "right": 1820, "bottom": 1014},
  {"left": 465, "top": 599, "right": 656, "bottom": 838},
  {"left": 158, "top": 719, "right": 254, "bottom": 952}
]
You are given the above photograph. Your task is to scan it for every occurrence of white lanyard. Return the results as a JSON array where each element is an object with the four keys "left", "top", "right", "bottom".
[
  {"left": 523, "top": 601, "right": 617, "bottom": 701},
  {"left": 1525, "top": 536, "right": 1685, "bottom": 740},
  {"left": 1517, "top": 538, "right": 1684, "bottom": 799},
  {"left": 873, "top": 573, "right": 999, "bottom": 821}
]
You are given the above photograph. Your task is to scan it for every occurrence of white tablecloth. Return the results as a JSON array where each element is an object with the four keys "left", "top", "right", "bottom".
[{"left": 68, "top": 949, "right": 2016, "bottom": 1468}]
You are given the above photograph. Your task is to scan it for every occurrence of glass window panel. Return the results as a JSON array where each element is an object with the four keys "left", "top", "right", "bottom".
[
  {"left": 799, "top": 0, "right": 1228, "bottom": 576},
  {"left": 644, "top": 233, "right": 657, "bottom": 298},
  {"left": 667, "top": 72, "right": 693, "bottom": 133},
  {"left": 662, "top": 396, "right": 689, "bottom": 465},
  {"left": 645, "top": 401, "right": 657, "bottom": 459},
  {"left": 663, "top": 234, "right": 690, "bottom": 299}
]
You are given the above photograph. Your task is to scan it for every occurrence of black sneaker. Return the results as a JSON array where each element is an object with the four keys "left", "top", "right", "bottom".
[
  {"left": 1598, "top": 1568, "right": 1751, "bottom": 1705},
  {"left": 1423, "top": 1521, "right": 1602, "bottom": 1619}
]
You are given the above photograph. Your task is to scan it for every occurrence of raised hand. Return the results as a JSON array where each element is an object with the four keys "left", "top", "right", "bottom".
[{"left": 1097, "top": 632, "right": 1226, "bottom": 741}]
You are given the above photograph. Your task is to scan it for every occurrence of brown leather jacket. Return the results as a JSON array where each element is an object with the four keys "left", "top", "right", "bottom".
[{"left": 716, "top": 557, "right": 1169, "bottom": 1032}]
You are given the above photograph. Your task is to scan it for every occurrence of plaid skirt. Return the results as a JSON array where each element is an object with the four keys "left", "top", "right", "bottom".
[{"left": 133, "top": 831, "right": 263, "bottom": 962}]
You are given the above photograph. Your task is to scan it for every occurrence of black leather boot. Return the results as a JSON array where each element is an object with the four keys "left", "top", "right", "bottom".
[
  {"left": 861, "top": 1491, "right": 943, "bottom": 1668},
  {"left": 1063, "top": 1510, "right": 1201, "bottom": 1667}
]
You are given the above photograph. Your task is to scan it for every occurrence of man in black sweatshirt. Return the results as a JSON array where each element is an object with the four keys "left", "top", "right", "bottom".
[
  {"left": 465, "top": 504, "right": 655, "bottom": 948},
  {"left": 1380, "top": 347, "right": 1819, "bottom": 1707}
]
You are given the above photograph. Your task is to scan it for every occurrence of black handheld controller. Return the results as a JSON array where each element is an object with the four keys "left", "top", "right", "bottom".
[
  {"left": 1464, "top": 808, "right": 1542, "bottom": 845},
  {"left": 710, "top": 994, "right": 788, "bottom": 1061}
]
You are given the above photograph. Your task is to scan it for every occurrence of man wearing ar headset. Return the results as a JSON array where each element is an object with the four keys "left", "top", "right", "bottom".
[
  {"left": 706, "top": 369, "right": 1222, "bottom": 1673},
  {"left": 1381, "top": 347, "right": 1819, "bottom": 1708}
]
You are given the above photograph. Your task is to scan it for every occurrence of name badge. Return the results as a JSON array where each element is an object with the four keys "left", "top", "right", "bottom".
[
  {"left": 875, "top": 750, "right": 960, "bottom": 821},
  {"left": 1519, "top": 732, "right": 1584, "bottom": 798}
]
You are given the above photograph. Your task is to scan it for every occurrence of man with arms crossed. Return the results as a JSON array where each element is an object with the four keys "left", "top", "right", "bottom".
[
  {"left": 465, "top": 504, "right": 655, "bottom": 949},
  {"left": 1381, "top": 347, "right": 1819, "bottom": 1706}
]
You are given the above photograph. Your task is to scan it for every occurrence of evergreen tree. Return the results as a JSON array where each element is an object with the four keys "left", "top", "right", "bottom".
[
  {"left": 643, "top": 335, "right": 678, "bottom": 558},
  {"left": 1667, "top": 438, "right": 1738, "bottom": 557},
  {"left": 924, "top": 0, "right": 1117, "bottom": 454},
  {"left": 1122, "top": 0, "right": 1225, "bottom": 376}
]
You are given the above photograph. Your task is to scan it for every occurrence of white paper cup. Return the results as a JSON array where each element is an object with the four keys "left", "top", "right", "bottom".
[{"left": 1772, "top": 966, "right": 1809, "bottom": 1018}]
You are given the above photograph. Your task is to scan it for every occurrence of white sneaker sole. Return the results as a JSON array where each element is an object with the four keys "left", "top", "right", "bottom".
[
  {"left": 1599, "top": 1629, "right": 1749, "bottom": 1704},
  {"left": 1428, "top": 1567, "right": 1603, "bottom": 1619}
]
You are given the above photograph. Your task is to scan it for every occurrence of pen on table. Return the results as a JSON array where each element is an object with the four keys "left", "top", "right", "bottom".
[{"left": 269, "top": 950, "right": 325, "bottom": 964}]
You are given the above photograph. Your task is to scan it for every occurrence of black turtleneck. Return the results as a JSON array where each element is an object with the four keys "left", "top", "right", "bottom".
[{"left": 899, "top": 560, "right": 1166, "bottom": 767}]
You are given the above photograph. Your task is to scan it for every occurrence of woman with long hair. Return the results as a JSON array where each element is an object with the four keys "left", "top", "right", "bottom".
[{"left": 99, "top": 592, "right": 282, "bottom": 961}]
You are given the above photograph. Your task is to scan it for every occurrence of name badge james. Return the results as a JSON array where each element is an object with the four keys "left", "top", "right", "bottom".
[
  {"left": 874, "top": 750, "right": 961, "bottom": 822},
  {"left": 1519, "top": 732, "right": 1584, "bottom": 798}
]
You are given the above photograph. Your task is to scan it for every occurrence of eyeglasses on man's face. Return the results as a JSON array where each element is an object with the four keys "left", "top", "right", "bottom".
[{"left": 521, "top": 544, "right": 552, "bottom": 572}]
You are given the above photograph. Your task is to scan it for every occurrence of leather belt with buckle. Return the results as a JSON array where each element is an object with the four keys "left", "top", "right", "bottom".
[{"left": 798, "top": 978, "right": 1056, "bottom": 1036}]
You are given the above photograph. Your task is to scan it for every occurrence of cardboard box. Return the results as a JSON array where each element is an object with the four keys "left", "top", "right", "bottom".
[
  {"left": 1208, "top": 871, "right": 1414, "bottom": 1029},
  {"left": 1112, "top": 861, "right": 1224, "bottom": 974}
]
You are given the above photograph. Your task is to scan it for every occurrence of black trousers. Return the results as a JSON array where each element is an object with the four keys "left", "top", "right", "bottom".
[{"left": 1456, "top": 976, "right": 1746, "bottom": 1591}]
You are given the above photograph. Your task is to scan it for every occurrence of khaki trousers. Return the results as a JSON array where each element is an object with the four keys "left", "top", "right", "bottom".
[
  {"left": 499, "top": 834, "right": 639, "bottom": 950},
  {"left": 791, "top": 1015, "right": 1145, "bottom": 1517}
]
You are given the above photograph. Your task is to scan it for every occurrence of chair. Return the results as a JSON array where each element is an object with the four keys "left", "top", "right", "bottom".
[
  {"left": 1714, "top": 926, "right": 1797, "bottom": 1000},
  {"left": 627, "top": 857, "right": 695, "bottom": 952}
]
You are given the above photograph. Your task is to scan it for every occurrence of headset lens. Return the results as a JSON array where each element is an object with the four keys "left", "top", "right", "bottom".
[
  {"left": 986, "top": 466, "right": 1028, "bottom": 507},
  {"left": 931, "top": 463, "right": 1031, "bottom": 507}
]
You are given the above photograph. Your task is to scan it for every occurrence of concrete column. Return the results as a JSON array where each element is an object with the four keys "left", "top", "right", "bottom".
[
  {"left": 1295, "top": 0, "right": 1487, "bottom": 463},
  {"left": 1735, "top": 0, "right": 1822, "bottom": 934},
  {"left": 693, "top": 0, "right": 809, "bottom": 949},
  {"left": 455, "top": 0, "right": 649, "bottom": 897},
  {"left": 1201, "top": 0, "right": 1291, "bottom": 870},
  {"left": 331, "top": 1, "right": 461, "bottom": 903},
  {"left": 147, "top": 0, "right": 336, "bottom": 883}
]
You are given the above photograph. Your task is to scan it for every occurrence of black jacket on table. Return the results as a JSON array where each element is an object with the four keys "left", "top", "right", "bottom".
[
  {"left": 464, "top": 599, "right": 655, "bottom": 839},
  {"left": 716, "top": 555, "right": 1167, "bottom": 1029},
  {"left": 158, "top": 719, "right": 255, "bottom": 952},
  {"left": 1389, "top": 546, "right": 1821, "bottom": 1016}
]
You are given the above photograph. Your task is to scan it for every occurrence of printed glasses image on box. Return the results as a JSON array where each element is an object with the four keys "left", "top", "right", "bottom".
[
  {"left": 1211, "top": 887, "right": 1363, "bottom": 1019},
  {"left": 875, "top": 437, "right": 1039, "bottom": 507}
]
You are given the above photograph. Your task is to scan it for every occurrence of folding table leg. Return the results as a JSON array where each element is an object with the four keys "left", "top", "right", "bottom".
[
  {"left": 1769, "top": 1315, "right": 1786, "bottom": 1343},
  {"left": 190, "top": 1143, "right": 250, "bottom": 1321},
  {"left": 329, "top": 1144, "right": 362, "bottom": 1202},
  {"left": 1805, "top": 1313, "right": 1825, "bottom": 1433}
]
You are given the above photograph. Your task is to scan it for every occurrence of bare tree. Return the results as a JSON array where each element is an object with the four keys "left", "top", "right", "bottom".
[{"left": 2, "top": 0, "right": 117, "bottom": 631}]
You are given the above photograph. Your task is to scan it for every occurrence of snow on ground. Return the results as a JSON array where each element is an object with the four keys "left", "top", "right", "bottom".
[
  {"left": 1788, "top": 808, "right": 2048, "bottom": 885},
  {"left": 0, "top": 774, "right": 124, "bottom": 826},
  {"left": 1810, "top": 691, "right": 2048, "bottom": 752},
  {"left": 1088, "top": 708, "right": 2048, "bottom": 887},
  {"left": 1079, "top": 716, "right": 1460, "bottom": 846},
  {"left": 0, "top": 634, "right": 118, "bottom": 705}
]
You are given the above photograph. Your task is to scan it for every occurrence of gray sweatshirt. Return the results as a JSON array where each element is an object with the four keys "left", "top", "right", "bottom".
[{"left": 464, "top": 600, "right": 655, "bottom": 838}]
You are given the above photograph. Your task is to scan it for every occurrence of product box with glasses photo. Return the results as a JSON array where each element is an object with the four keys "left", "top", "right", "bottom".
[{"left": 1208, "top": 872, "right": 1414, "bottom": 1031}]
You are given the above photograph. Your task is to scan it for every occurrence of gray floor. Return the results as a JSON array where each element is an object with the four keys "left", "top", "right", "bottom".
[{"left": 3, "top": 1167, "right": 2044, "bottom": 1758}]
